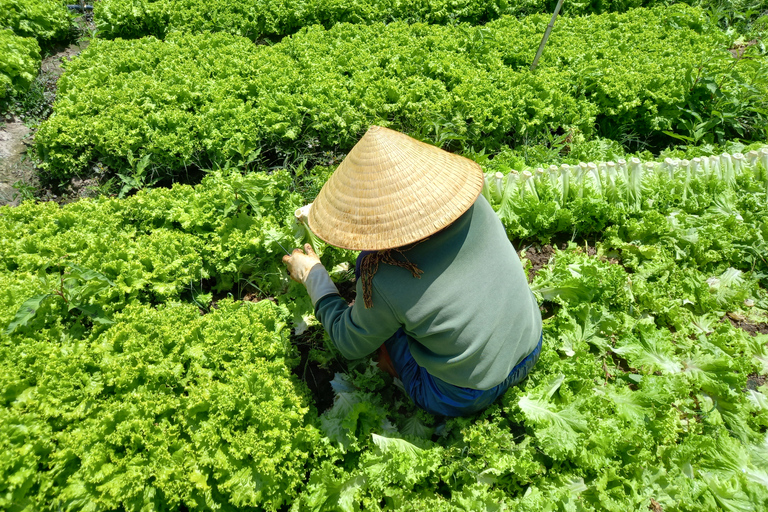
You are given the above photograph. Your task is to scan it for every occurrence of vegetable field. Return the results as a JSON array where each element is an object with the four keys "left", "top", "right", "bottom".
[{"left": 2, "top": 0, "right": 768, "bottom": 511}]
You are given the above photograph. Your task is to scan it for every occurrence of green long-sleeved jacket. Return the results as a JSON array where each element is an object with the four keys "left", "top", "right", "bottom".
[{"left": 315, "top": 195, "right": 542, "bottom": 390}]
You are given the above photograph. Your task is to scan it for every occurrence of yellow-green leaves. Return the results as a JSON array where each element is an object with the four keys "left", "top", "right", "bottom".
[
  {"left": 0, "top": 29, "right": 40, "bottom": 99},
  {"left": 39, "top": 5, "right": 766, "bottom": 184}
]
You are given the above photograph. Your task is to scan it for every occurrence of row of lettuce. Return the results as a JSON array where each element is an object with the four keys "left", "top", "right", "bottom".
[
  {"left": 0, "top": 171, "right": 328, "bottom": 510},
  {"left": 3, "top": 0, "right": 765, "bottom": 115},
  {"left": 36, "top": 5, "right": 768, "bottom": 186},
  {"left": 1, "top": 146, "right": 768, "bottom": 509},
  {"left": 483, "top": 146, "right": 768, "bottom": 240},
  {"left": 93, "top": 0, "right": 762, "bottom": 41},
  {"left": 2, "top": 1, "right": 767, "bottom": 510},
  {"left": 0, "top": 0, "right": 71, "bottom": 44},
  {"left": 0, "top": 0, "right": 73, "bottom": 100},
  {"left": 0, "top": 29, "right": 41, "bottom": 101}
]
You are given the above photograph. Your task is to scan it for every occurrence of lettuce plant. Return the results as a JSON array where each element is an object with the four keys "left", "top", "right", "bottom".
[
  {"left": 0, "top": 29, "right": 40, "bottom": 99},
  {"left": 0, "top": 0, "right": 72, "bottom": 45}
]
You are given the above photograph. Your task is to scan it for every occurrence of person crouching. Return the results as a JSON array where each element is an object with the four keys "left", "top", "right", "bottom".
[{"left": 283, "top": 125, "right": 543, "bottom": 417}]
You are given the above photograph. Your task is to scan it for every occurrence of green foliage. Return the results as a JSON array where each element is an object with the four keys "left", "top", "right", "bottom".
[
  {"left": 94, "top": 0, "right": 510, "bottom": 41},
  {"left": 294, "top": 230, "right": 768, "bottom": 510},
  {"left": 95, "top": 0, "right": 170, "bottom": 40},
  {"left": 0, "top": 300, "right": 321, "bottom": 511},
  {"left": 3, "top": 71, "right": 57, "bottom": 126},
  {"left": 0, "top": 0, "right": 73, "bottom": 45},
  {"left": 92, "top": 0, "right": 768, "bottom": 42},
  {"left": 531, "top": 248, "right": 632, "bottom": 308},
  {"left": 36, "top": 5, "right": 768, "bottom": 184},
  {"left": 483, "top": 145, "right": 768, "bottom": 251},
  {"left": 0, "top": 29, "right": 40, "bottom": 100},
  {"left": 5, "top": 263, "right": 115, "bottom": 335},
  {"left": 0, "top": 172, "right": 344, "bottom": 510},
  {"left": 2, "top": 150, "right": 768, "bottom": 509},
  {"left": 116, "top": 150, "right": 160, "bottom": 197},
  {"left": 3, "top": 1, "right": 768, "bottom": 500},
  {"left": 287, "top": 144, "right": 768, "bottom": 510},
  {"left": 2, "top": 172, "right": 282, "bottom": 302}
]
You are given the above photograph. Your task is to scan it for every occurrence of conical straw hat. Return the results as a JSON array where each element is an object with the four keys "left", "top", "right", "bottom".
[{"left": 308, "top": 125, "right": 484, "bottom": 251}]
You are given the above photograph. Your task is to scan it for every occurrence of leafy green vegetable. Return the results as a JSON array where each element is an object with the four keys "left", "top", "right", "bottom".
[
  {"left": 0, "top": 29, "right": 40, "bottom": 99},
  {"left": 36, "top": 5, "right": 768, "bottom": 184},
  {"left": 6, "top": 100, "right": 768, "bottom": 510},
  {"left": 1, "top": 300, "right": 321, "bottom": 511},
  {"left": 4, "top": 293, "right": 49, "bottom": 334},
  {"left": 0, "top": 0, "right": 72, "bottom": 45},
  {"left": 92, "top": 0, "right": 768, "bottom": 43},
  {"left": 2, "top": 155, "right": 768, "bottom": 509}
]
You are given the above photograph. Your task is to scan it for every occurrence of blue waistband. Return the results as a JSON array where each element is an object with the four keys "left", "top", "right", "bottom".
[{"left": 386, "top": 331, "right": 543, "bottom": 417}]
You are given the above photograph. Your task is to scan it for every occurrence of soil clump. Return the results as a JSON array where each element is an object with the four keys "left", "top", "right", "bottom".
[
  {"left": 747, "top": 373, "right": 766, "bottom": 390},
  {"left": 725, "top": 316, "right": 768, "bottom": 336},
  {"left": 292, "top": 327, "right": 347, "bottom": 413},
  {"left": 523, "top": 244, "right": 555, "bottom": 282}
]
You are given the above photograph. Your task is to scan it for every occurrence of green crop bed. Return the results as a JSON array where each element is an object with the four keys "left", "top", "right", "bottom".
[
  {"left": 3, "top": 0, "right": 768, "bottom": 509},
  {"left": 92, "top": 0, "right": 760, "bottom": 42},
  {"left": 0, "top": 0, "right": 75, "bottom": 103},
  {"left": 35, "top": 5, "right": 768, "bottom": 185},
  {"left": 0, "top": 29, "right": 41, "bottom": 100},
  {"left": 0, "top": 0, "right": 72, "bottom": 45},
  {"left": 2, "top": 148, "right": 768, "bottom": 510}
]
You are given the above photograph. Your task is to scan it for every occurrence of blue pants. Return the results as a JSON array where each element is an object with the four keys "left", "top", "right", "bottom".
[{"left": 385, "top": 329, "right": 543, "bottom": 417}]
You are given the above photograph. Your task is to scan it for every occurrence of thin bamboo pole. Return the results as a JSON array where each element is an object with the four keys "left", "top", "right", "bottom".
[{"left": 530, "top": 0, "right": 565, "bottom": 71}]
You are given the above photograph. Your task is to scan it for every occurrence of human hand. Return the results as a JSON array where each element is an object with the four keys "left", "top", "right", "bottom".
[{"left": 282, "top": 243, "right": 322, "bottom": 285}]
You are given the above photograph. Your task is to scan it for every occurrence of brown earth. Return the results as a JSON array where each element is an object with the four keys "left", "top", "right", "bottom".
[
  {"left": 41, "top": 42, "right": 85, "bottom": 82},
  {"left": 523, "top": 244, "right": 555, "bottom": 282},
  {"left": 522, "top": 242, "right": 618, "bottom": 283},
  {"left": 747, "top": 373, "right": 766, "bottom": 391},
  {"left": 0, "top": 118, "right": 35, "bottom": 206},
  {"left": 336, "top": 279, "right": 357, "bottom": 305},
  {"left": 292, "top": 327, "right": 347, "bottom": 413},
  {"left": 729, "top": 40, "right": 758, "bottom": 59},
  {"left": 725, "top": 315, "right": 768, "bottom": 336}
]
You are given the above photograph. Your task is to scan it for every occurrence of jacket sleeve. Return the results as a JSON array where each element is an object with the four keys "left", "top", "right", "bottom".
[{"left": 314, "top": 279, "right": 402, "bottom": 360}]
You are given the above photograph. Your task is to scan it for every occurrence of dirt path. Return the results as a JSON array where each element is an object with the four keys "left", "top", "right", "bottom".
[
  {"left": 0, "top": 118, "right": 35, "bottom": 206},
  {"left": 0, "top": 41, "right": 88, "bottom": 206}
]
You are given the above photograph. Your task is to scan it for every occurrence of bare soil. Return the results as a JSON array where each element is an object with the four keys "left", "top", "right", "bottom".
[
  {"left": 540, "top": 302, "right": 558, "bottom": 320},
  {"left": 0, "top": 118, "right": 35, "bottom": 206},
  {"left": 42, "top": 41, "right": 85, "bottom": 82},
  {"left": 292, "top": 328, "right": 347, "bottom": 413},
  {"left": 253, "top": 275, "right": 353, "bottom": 413},
  {"left": 336, "top": 279, "right": 357, "bottom": 304},
  {"left": 523, "top": 244, "right": 555, "bottom": 282},
  {"left": 521, "top": 242, "right": 619, "bottom": 283},
  {"left": 294, "top": 278, "right": 356, "bottom": 412},
  {"left": 747, "top": 373, "right": 766, "bottom": 391},
  {"left": 729, "top": 40, "right": 758, "bottom": 59},
  {"left": 724, "top": 316, "right": 768, "bottom": 336}
]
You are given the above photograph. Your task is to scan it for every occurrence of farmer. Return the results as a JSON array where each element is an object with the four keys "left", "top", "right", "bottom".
[{"left": 283, "top": 125, "right": 542, "bottom": 417}]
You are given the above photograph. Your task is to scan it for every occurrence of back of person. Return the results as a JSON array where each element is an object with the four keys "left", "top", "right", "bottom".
[
  {"left": 369, "top": 195, "right": 542, "bottom": 390},
  {"left": 283, "top": 125, "right": 543, "bottom": 417}
]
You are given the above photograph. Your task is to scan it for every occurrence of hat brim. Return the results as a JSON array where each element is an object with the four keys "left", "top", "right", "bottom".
[{"left": 308, "top": 126, "right": 484, "bottom": 251}]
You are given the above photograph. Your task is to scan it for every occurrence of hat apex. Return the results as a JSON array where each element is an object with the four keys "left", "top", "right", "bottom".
[{"left": 308, "top": 126, "right": 484, "bottom": 251}]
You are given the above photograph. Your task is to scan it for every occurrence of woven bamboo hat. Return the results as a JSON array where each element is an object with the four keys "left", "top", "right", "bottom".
[{"left": 307, "top": 125, "right": 484, "bottom": 251}]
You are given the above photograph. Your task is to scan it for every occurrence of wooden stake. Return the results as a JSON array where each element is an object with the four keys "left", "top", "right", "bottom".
[{"left": 530, "top": 0, "right": 565, "bottom": 71}]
